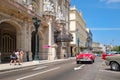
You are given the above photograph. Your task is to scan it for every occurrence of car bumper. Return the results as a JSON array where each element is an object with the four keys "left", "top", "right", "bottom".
[
  {"left": 76, "top": 58, "right": 93, "bottom": 62},
  {"left": 105, "top": 60, "right": 110, "bottom": 66}
]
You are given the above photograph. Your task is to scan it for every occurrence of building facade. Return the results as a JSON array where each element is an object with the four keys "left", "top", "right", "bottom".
[
  {"left": 69, "top": 7, "right": 88, "bottom": 56},
  {"left": 92, "top": 42, "right": 106, "bottom": 54},
  {"left": 86, "top": 28, "right": 92, "bottom": 50},
  {"left": 0, "top": 0, "right": 72, "bottom": 63}
]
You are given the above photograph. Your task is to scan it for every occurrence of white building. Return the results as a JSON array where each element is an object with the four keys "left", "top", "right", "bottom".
[
  {"left": 69, "top": 7, "right": 88, "bottom": 56},
  {"left": 92, "top": 42, "right": 106, "bottom": 53}
]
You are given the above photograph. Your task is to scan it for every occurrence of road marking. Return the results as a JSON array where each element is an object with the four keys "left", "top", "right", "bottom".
[
  {"left": 32, "top": 66, "right": 48, "bottom": 70},
  {"left": 16, "top": 67, "right": 60, "bottom": 80},
  {"left": 0, "top": 66, "right": 36, "bottom": 74},
  {"left": 74, "top": 64, "right": 85, "bottom": 70}
]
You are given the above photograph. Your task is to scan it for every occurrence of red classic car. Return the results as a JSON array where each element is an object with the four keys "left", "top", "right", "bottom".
[{"left": 76, "top": 50, "right": 95, "bottom": 64}]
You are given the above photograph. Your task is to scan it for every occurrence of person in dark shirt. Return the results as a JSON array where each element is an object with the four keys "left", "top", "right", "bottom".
[{"left": 10, "top": 51, "right": 17, "bottom": 65}]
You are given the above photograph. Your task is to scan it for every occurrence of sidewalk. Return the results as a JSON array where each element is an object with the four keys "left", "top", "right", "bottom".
[{"left": 0, "top": 57, "right": 75, "bottom": 71}]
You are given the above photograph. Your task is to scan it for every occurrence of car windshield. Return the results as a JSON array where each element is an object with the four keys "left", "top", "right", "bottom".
[
  {"left": 106, "top": 51, "right": 120, "bottom": 54},
  {"left": 82, "top": 50, "right": 92, "bottom": 54}
]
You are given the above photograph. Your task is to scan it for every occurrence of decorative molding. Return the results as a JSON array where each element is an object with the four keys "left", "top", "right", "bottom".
[
  {"left": 56, "top": 6, "right": 66, "bottom": 25},
  {"left": 43, "top": 0, "right": 55, "bottom": 16}
]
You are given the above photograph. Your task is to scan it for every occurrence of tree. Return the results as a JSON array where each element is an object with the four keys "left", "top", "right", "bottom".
[{"left": 112, "top": 46, "right": 120, "bottom": 51}]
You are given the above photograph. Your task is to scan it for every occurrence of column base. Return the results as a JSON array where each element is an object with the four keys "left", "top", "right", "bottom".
[{"left": 33, "top": 60, "right": 40, "bottom": 64}]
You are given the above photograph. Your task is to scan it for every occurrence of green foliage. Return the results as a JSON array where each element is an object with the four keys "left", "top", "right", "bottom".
[{"left": 112, "top": 46, "right": 120, "bottom": 51}]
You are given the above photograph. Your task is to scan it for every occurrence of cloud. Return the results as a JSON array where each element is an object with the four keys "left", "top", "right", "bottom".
[
  {"left": 100, "top": 0, "right": 120, "bottom": 3},
  {"left": 90, "top": 28, "right": 120, "bottom": 31},
  {"left": 99, "top": 0, "right": 120, "bottom": 9}
]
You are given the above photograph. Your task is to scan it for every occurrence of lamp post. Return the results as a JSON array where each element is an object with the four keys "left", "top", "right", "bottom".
[{"left": 32, "top": 16, "right": 41, "bottom": 61}]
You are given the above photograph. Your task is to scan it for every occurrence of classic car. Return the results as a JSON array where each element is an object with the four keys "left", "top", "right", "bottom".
[
  {"left": 102, "top": 51, "right": 120, "bottom": 60},
  {"left": 105, "top": 54, "right": 120, "bottom": 71},
  {"left": 76, "top": 50, "right": 95, "bottom": 64}
]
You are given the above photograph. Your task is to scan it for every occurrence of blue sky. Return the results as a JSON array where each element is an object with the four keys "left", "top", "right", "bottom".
[{"left": 70, "top": 0, "right": 120, "bottom": 46}]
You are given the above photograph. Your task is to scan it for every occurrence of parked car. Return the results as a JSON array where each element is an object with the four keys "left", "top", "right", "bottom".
[
  {"left": 102, "top": 51, "right": 120, "bottom": 60},
  {"left": 76, "top": 50, "right": 95, "bottom": 64},
  {"left": 105, "top": 54, "right": 120, "bottom": 71}
]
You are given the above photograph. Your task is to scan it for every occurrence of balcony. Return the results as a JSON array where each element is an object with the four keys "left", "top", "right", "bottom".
[{"left": 54, "top": 31, "right": 73, "bottom": 42}]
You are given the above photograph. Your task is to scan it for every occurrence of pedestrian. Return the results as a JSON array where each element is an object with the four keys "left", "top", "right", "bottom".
[
  {"left": 10, "top": 51, "right": 17, "bottom": 65},
  {"left": 19, "top": 49, "right": 24, "bottom": 64},
  {"left": 15, "top": 50, "right": 21, "bottom": 65}
]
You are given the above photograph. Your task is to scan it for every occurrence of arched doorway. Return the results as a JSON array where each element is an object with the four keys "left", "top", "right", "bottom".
[
  {"left": 31, "top": 30, "right": 43, "bottom": 60},
  {"left": 31, "top": 31, "right": 38, "bottom": 60},
  {"left": 0, "top": 22, "right": 16, "bottom": 63}
]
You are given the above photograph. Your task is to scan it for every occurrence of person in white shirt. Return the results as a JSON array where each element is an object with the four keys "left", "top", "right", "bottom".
[{"left": 15, "top": 50, "right": 21, "bottom": 65}]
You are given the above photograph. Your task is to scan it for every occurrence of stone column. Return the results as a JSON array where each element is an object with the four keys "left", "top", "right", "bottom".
[
  {"left": 60, "top": 26, "right": 66, "bottom": 59},
  {"left": 47, "top": 17, "right": 56, "bottom": 60},
  {"left": 19, "top": 24, "right": 27, "bottom": 62},
  {"left": 16, "top": 31, "right": 21, "bottom": 50},
  {"left": 43, "top": 0, "right": 57, "bottom": 60},
  {"left": 26, "top": 25, "right": 32, "bottom": 61}
]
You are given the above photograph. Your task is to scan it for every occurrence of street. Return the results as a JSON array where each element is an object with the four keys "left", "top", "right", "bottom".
[{"left": 0, "top": 57, "right": 120, "bottom": 80}]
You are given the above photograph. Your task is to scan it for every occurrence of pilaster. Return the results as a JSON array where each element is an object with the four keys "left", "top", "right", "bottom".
[
  {"left": 47, "top": 17, "right": 56, "bottom": 60},
  {"left": 19, "top": 23, "right": 27, "bottom": 61}
]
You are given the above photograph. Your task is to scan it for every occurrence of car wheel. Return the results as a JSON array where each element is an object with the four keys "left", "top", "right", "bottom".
[{"left": 110, "top": 62, "right": 120, "bottom": 71}]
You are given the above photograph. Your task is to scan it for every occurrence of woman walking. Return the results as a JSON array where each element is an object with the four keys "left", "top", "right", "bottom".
[{"left": 19, "top": 49, "right": 24, "bottom": 64}]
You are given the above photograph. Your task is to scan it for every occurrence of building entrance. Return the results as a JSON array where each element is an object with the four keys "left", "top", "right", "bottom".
[{"left": 0, "top": 22, "right": 16, "bottom": 63}]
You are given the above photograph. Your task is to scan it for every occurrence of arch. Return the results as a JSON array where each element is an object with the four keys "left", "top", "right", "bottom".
[
  {"left": 0, "top": 19, "right": 22, "bottom": 31},
  {"left": 0, "top": 19, "right": 22, "bottom": 63}
]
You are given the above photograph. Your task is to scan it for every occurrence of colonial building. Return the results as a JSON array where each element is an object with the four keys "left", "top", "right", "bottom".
[
  {"left": 69, "top": 7, "right": 88, "bottom": 56},
  {"left": 0, "top": 0, "right": 72, "bottom": 63}
]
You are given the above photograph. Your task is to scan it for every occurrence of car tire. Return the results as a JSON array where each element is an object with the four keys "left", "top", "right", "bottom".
[{"left": 110, "top": 62, "right": 120, "bottom": 71}]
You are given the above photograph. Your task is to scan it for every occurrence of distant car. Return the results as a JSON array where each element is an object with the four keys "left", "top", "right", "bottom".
[
  {"left": 102, "top": 51, "right": 120, "bottom": 60},
  {"left": 76, "top": 50, "right": 95, "bottom": 64},
  {"left": 105, "top": 54, "right": 120, "bottom": 71}
]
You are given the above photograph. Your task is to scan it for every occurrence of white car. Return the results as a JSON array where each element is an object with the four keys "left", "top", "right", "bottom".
[{"left": 105, "top": 54, "right": 120, "bottom": 71}]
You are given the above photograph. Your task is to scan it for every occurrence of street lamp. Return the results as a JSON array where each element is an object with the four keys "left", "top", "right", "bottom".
[{"left": 32, "top": 16, "right": 41, "bottom": 61}]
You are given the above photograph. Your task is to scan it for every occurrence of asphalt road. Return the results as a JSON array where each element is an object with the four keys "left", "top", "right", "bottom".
[{"left": 0, "top": 57, "right": 120, "bottom": 80}]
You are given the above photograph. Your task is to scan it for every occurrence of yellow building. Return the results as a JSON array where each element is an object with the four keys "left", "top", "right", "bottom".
[
  {"left": 0, "top": 0, "right": 72, "bottom": 63},
  {"left": 69, "top": 7, "right": 88, "bottom": 56}
]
